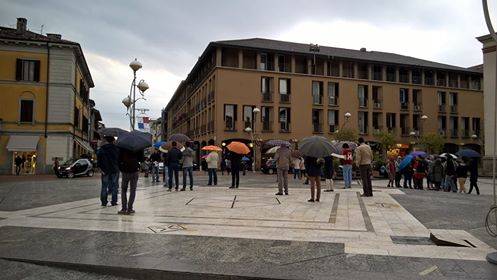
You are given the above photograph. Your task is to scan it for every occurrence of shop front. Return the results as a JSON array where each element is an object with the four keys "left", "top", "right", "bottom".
[{"left": 6, "top": 135, "right": 40, "bottom": 175}]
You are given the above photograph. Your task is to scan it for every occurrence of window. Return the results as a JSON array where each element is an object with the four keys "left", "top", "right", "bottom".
[
  {"left": 412, "top": 114, "right": 420, "bottom": 132},
  {"left": 399, "top": 68, "right": 409, "bottom": 83},
  {"left": 312, "top": 81, "right": 323, "bottom": 105},
  {"left": 424, "top": 70, "right": 434, "bottom": 85},
  {"left": 462, "top": 117, "right": 470, "bottom": 137},
  {"left": 400, "top": 88, "right": 409, "bottom": 110},
  {"left": 19, "top": 99, "right": 34, "bottom": 123},
  {"left": 342, "top": 61, "right": 354, "bottom": 78},
  {"left": 438, "top": 91, "right": 446, "bottom": 110},
  {"left": 358, "top": 85, "right": 368, "bottom": 107},
  {"left": 358, "top": 63, "right": 369, "bottom": 79},
  {"left": 400, "top": 114, "right": 409, "bottom": 135},
  {"left": 328, "top": 82, "right": 339, "bottom": 106},
  {"left": 74, "top": 107, "right": 80, "bottom": 128},
  {"left": 412, "top": 89, "right": 421, "bottom": 107},
  {"left": 449, "top": 73, "right": 458, "bottom": 88},
  {"left": 260, "top": 53, "right": 268, "bottom": 70},
  {"left": 358, "top": 111, "right": 368, "bottom": 134},
  {"left": 224, "top": 104, "right": 237, "bottom": 130},
  {"left": 438, "top": 116, "right": 447, "bottom": 136},
  {"left": 386, "top": 66, "right": 396, "bottom": 82},
  {"left": 82, "top": 116, "right": 89, "bottom": 133},
  {"left": 449, "top": 92, "right": 458, "bottom": 113},
  {"left": 279, "top": 107, "right": 291, "bottom": 132},
  {"left": 261, "top": 106, "right": 273, "bottom": 131},
  {"left": 312, "top": 109, "right": 323, "bottom": 133},
  {"left": 373, "top": 112, "right": 382, "bottom": 131},
  {"left": 412, "top": 69, "right": 422, "bottom": 84},
  {"left": 437, "top": 71, "right": 447, "bottom": 87},
  {"left": 373, "top": 65, "right": 383, "bottom": 81},
  {"left": 472, "top": 118, "right": 481, "bottom": 136},
  {"left": 460, "top": 75, "right": 469, "bottom": 89},
  {"left": 279, "top": 78, "right": 291, "bottom": 103},
  {"left": 328, "top": 60, "right": 340, "bottom": 77},
  {"left": 450, "top": 116, "right": 458, "bottom": 138},
  {"left": 386, "top": 113, "right": 396, "bottom": 133},
  {"left": 471, "top": 75, "right": 481, "bottom": 90},
  {"left": 277, "top": 54, "right": 288, "bottom": 72},
  {"left": 243, "top": 106, "right": 254, "bottom": 129},
  {"left": 16, "top": 59, "right": 40, "bottom": 82},
  {"left": 261, "top": 77, "right": 273, "bottom": 102},
  {"left": 328, "top": 110, "right": 338, "bottom": 132},
  {"left": 372, "top": 86, "right": 382, "bottom": 108}
]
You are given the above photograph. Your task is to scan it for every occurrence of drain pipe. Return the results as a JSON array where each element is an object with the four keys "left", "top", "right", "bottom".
[{"left": 44, "top": 42, "right": 50, "bottom": 138}]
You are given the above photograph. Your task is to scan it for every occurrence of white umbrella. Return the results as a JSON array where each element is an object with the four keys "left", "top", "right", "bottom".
[
  {"left": 331, "top": 153, "right": 345, "bottom": 159},
  {"left": 440, "top": 153, "right": 457, "bottom": 159},
  {"left": 265, "top": 146, "right": 280, "bottom": 154}
]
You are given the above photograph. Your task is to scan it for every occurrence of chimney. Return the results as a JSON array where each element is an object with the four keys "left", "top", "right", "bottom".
[
  {"left": 46, "top": 33, "right": 62, "bottom": 40},
  {"left": 360, "top": 47, "right": 367, "bottom": 52},
  {"left": 16, "top": 17, "right": 27, "bottom": 33}
]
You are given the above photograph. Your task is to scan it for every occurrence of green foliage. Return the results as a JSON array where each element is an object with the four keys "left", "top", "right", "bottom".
[
  {"left": 419, "top": 133, "right": 445, "bottom": 154},
  {"left": 333, "top": 128, "right": 357, "bottom": 142},
  {"left": 373, "top": 131, "right": 396, "bottom": 160}
]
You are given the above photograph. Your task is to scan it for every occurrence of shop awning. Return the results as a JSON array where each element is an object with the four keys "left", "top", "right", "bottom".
[
  {"left": 75, "top": 137, "right": 94, "bottom": 154},
  {"left": 6, "top": 135, "right": 40, "bottom": 152}
]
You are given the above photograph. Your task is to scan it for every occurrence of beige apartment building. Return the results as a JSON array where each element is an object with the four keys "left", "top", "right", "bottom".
[{"left": 163, "top": 38, "right": 483, "bottom": 168}]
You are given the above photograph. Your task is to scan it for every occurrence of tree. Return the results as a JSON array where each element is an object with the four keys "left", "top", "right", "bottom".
[
  {"left": 333, "top": 128, "right": 357, "bottom": 142},
  {"left": 419, "top": 133, "right": 445, "bottom": 154},
  {"left": 373, "top": 131, "right": 396, "bottom": 160}
]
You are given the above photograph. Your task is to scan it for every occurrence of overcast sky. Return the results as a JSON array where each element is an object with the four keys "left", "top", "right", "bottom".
[{"left": 1, "top": 0, "right": 494, "bottom": 129}]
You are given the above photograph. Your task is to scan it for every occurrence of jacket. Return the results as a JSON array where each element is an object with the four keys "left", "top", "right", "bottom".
[
  {"left": 229, "top": 152, "right": 242, "bottom": 169},
  {"left": 97, "top": 143, "right": 120, "bottom": 174},
  {"left": 149, "top": 152, "right": 161, "bottom": 163},
  {"left": 206, "top": 151, "right": 219, "bottom": 169},
  {"left": 456, "top": 164, "right": 468, "bottom": 178},
  {"left": 182, "top": 147, "right": 194, "bottom": 168},
  {"left": 118, "top": 148, "right": 144, "bottom": 173},
  {"left": 167, "top": 147, "right": 183, "bottom": 166},
  {"left": 355, "top": 144, "right": 373, "bottom": 166},
  {"left": 274, "top": 146, "right": 292, "bottom": 170},
  {"left": 323, "top": 156, "right": 334, "bottom": 179},
  {"left": 431, "top": 160, "right": 444, "bottom": 183},
  {"left": 292, "top": 157, "right": 301, "bottom": 169}
]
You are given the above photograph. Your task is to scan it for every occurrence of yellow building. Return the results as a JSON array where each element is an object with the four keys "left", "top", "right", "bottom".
[{"left": 0, "top": 18, "right": 95, "bottom": 175}]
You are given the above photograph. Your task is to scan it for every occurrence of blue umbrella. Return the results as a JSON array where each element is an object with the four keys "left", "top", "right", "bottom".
[
  {"left": 456, "top": 149, "right": 481, "bottom": 158},
  {"left": 398, "top": 155, "right": 414, "bottom": 171},
  {"left": 153, "top": 141, "right": 165, "bottom": 148},
  {"left": 410, "top": 151, "right": 427, "bottom": 158}
]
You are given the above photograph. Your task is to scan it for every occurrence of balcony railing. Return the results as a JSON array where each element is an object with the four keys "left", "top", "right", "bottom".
[
  {"left": 450, "top": 129, "right": 458, "bottom": 138},
  {"left": 462, "top": 130, "right": 470, "bottom": 138},
  {"left": 313, "top": 123, "right": 323, "bottom": 133},
  {"left": 450, "top": 105, "right": 458, "bottom": 114},
  {"left": 401, "top": 127, "right": 410, "bottom": 136},
  {"left": 262, "top": 121, "right": 272, "bottom": 132},
  {"left": 438, "top": 105, "right": 446, "bottom": 113},
  {"left": 400, "top": 103, "right": 409, "bottom": 111},
  {"left": 261, "top": 92, "right": 273, "bottom": 102},
  {"left": 280, "top": 94, "right": 290, "bottom": 103},
  {"left": 413, "top": 104, "right": 422, "bottom": 112},
  {"left": 373, "top": 101, "right": 382, "bottom": 109}
]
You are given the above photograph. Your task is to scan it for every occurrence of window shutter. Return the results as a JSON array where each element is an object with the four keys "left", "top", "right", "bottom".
[
  {"left": 16, "top": 59, "right": 22, "bottom": 81},
  {"left": 287, "top": 109, "right": 291, "bottom": 123},
  {"left": 34, "top": 61, "right": 40, "bottom": 82},
  {"left": 234, "top": 105, "right": 237, "bottom": 121},
  {"left": 335, "top": 83, "right": 339, "bottom": 98}
]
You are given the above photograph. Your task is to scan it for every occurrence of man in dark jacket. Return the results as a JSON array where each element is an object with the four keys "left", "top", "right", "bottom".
[
  {"left": 97, "top": 136, "right": 120, "bottom": 207},
  {"left": 149, "top": 149, "right": 161, "bottom": 183},
  {"left": 167, "top": 142, "right": 182, "bottom": 191},
  {"left": 229, "top": 152, "right": 242, "bottom": 189},
  {"left": 118, "top": 147, "right": 144, "bottom": 214}
]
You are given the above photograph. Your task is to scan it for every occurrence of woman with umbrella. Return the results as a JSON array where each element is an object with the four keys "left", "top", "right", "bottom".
[
  {"left": 468, "top": 157, "right": 480, "bottom": 195},
  {"left": 202, "top": 145, "right": 222, "bottom": 186},
  {"left": 226, "top": 142, "right": 250, "bottom": 189}
]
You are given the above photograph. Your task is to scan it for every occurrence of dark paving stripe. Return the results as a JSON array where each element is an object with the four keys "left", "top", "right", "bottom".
[
  {"left": 328, "top": 193, "right": 340, "bottom": 223},
  {"left": 356, "top": 192, "right": 374, "bottom": 232}
]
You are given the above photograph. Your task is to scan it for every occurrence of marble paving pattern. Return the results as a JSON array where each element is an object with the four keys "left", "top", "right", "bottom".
[{"left": 0, "top": 185, "right": 494, "bottom": 261}]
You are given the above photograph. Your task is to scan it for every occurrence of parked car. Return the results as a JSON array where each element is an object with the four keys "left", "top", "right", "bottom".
[
  {"left": 57, "top": 158, "right": 94, "bottom": 178},
  {"left": 261, "top": 159, "right": 277, "bottom": 174}
]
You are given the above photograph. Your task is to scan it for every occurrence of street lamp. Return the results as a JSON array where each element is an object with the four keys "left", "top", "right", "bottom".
[
  {"left": 338, "top": 112, "right": 352, "bottom": 132},
  {"left": 125, "top": 58, "right": 149, "bottom": 130}
]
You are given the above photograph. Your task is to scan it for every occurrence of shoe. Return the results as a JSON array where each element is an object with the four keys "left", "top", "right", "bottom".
[
  {"left": 284, "top": 192, "right": 289, "bottom": 195},
  {"left": 111, "top": 203, "right": 118, "bottom": 206},
  {"left": 175, "top": 188, "right": 179, "bottom": 191},
  {"left": 275, "top": 192, "right": 283, "bottom": 195},
  {"left": 360, "top": 194, "right": 369, "bottom": 197},
  {"left": 316, "top": 199, "right": 320, "bottom": 202},
  {"left": 229, "top": 186, "right": 235, "bottom": 189},
  {"left": 101, "top": 203, "right": 107, "bottom": 207},
  {"left": 190, "top": 187, "right": 193, "bottom": 191},
  {"left": 308, "top": 199, "right": 315, "bottom": 202},
  {"left": 127, "top": 209, "right": 135, "bottom": 214},
  {"left": 207, "top": 184, "right": 212, "bottom": 186},
  {"left": 180, "top": 188, "right": 186, "bottom": 191},
  {"left": 235, "top": 186, "right": 239, "bottom": 188},
  {"left": 168, "top": 188, "right": 172, "bottom": 192},
  {"left": 118, "top": 210, "right": 127, "bottom": 215}
]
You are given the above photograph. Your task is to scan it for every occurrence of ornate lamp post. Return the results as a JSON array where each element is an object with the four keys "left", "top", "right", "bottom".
[
  {"left": 245, "top": 107, "right": 261, "bottom": 172},
  {"left": 123, "top": 58, "right": 149, "bottom": 130}
]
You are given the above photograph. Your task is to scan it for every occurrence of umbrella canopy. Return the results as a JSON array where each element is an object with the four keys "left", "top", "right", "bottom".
[
  {"left": 201, "top": 145, "right": 222, "bottom": 152},
  {"left": 331, "top": 153, "right": 346, "bottom": 159},
  {"left": 98, "top": 127, "right": 127, "bottom": 137},
  {"left": 456, "top": 149, "right": 481, "bottom": 158},
  {"left": 398, "top": 155, "right": 414, "bottom": 170},
  {"left": 332, "top": 141, "right": 357, "bottom": 153},
  {"left": 168, "top": 133, "right": 191, "bottom": 143},
  {"left": 265, "top": 139, "right": 291, "bottom": 148},
  {"left": 161, "top": 141, "right": 184, "bottom": 150},
  {"left": 153, "top": 141, "right": 166, "bottom": 148},
  {"left": 226, "top": 141, "right": 250, "bottom": 155},
  {"left": 410, "top": 151, "right": 427, "bottom": 158},
  {"left": 115, "top": 130, "right": 152, "bottom": 152},
  {"left": 158, "top": 146, "right": 168, "bottom": 153},
  {"left": 298, "top": 136, "right": 337, "bottom": 158},
  {"left": 291, "top": 150, "right": 303, "bottom": 158},
  {"left": 440, "top": 153, "right": 458, "bottom": 159},
  {"left": 265, "top": 146, "right": 280, "bottom": 154},
  {"left": 242, "top": 156, "right": 251, "bottom": 162}
]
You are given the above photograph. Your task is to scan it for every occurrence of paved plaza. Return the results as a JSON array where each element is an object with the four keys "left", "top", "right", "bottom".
[{"left": 0, "top": 173, "right": 496, "bottom": 279}]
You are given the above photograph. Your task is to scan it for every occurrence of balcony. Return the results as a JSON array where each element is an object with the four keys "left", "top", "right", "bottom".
[
  {"left": 450, "top": 106, "right": 458, "bottom": 114},
  {"left": 280, "top": 122, "right": 291, "bottom": 133},
  {"left": 373, "top": 101, "right": 383, "bottom": 110},
  {"left": 207, "top": 91, "right": 215, "bottom": 103},
  {"left": 438, "top": 105, "right": 446, "bottom": 113},
  {"left": 261, "top": 92, "right": 273, "bottom": 103},
  {"left": 400, "top": 103, "right": 409, "bottom": 111},
  {"left": 280, "top": 94, "right": 290, "bottom": 103},
  {"left": 313, "top": 123, "right": 323, "bottom": 134},
  {"left": 328, "top": 98, "right": 339, "bottom": 107},
  {"left": 262, "top": 121, "right": 273, "bottom": 132}
]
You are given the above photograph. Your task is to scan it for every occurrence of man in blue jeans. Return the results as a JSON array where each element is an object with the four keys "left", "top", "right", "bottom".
[
  {"left": 97, "top": 136, "right": 120, "bottom": 207},
  {"left": 182, "top": 142, "right": 194, "bottom": 191},
  {"left": 341, "top": 143, "right": 353, "bottom": 189},
  {"left": 166, "top": 142, "right": 182, "bottom": 191}
]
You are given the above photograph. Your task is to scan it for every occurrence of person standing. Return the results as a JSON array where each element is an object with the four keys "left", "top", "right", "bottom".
[
  {"left": 14, "top": 155, "right": 23, "bottom": 175},
  {"left": 444, "top": 156, "right": 457, "bottom": 192},
  {"left": 403, "top": 162, "right": 413, "bottom": 189},
  {"left": 97, "top": 136, "right": 120, "bottom": 207},
  {"left": 386, "top": 157, "right": 396, "bottom": 188},
  {"left": 118, "top": 147, "right": 144, "bottom": 214},
  {"left": 355, "top": 137, "right": 373, "bottom": 197},
  {"left": 274, "top": 144, "right": 292, "bottom": 195},
  {"left": 206, "top": 151, "right": 219, "bottom": 186},
  {"left": 413, "top": 157, "right": 427, "bottom": 190},
  {"left": 323, "top": 156, "right": 334, "bottom": 192},
  {"left": 167, "top": 142, "right": 182, "bottom": 191},
  {"left": 456, "top": 159, "right": 468, "bottom": 193},
  {"left": 220, "top": 156, "right": 226, "bottom": 175},
  {"left": 229, "top": 152, "right": 242, "bottom": 189},
  {"left": 162, "top": 151, "right": 168, "bottom": 187},
  {"left": 53, "top": 158, "right": 61, "bottom": 178},
  {"left": 181, "top": 142, "right": 194, "bottom": 191},
  {"left": 341, "top": 143, "right": 353, "bottom": 189},
  {"left": 300, "top": 157, "right": 308, "bottom": 184},
  {"left": 305, "top": 156, "right": 323, "bottom": 202},
  {"left": 394, "top": 156, "right": 402, "bottom": 188},
  {"left": 292, "top": 156, "right": 301, "bottom": 180},
  {"left": 149, "top": 149, "right": 161, "bottom": 183},
  {"left": 468, "top": 158, "right": 480, "bottom": 195},
  {"left": 430, "top": 158, "right": 444, "bottom": 191}
]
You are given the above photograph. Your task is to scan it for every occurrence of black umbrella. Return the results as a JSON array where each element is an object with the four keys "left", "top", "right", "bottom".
[
  {"left": 98, "top": 127, "right": 128, "bottom": 137},
  {"left": 264, "top": 139, "right": 291, "bottom": 148},
  {"left": 298, "top": 136, "right": 338, "bottom": 158},
  {"left": 168, "top": 133, "right": 191, "bottom": 143},
  {"left": 116, "top": 130, "right": 152, "bottom": 152}
]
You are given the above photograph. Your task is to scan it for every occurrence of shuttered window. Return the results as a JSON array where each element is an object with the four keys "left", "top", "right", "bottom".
[
  {"left": 16, "top": 59, "right": 40, "bottom": 82},
  {"left": 20, "top": 100, "right": 34, "bottom": 123}
]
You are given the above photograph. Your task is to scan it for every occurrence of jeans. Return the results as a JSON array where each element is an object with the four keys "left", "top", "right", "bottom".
[
  {"left": 152, "top": 164, "right": 160, "bottom": 182},
  {"left": 231, "top": 166, "right": 240, "bottom": 188},
  {"left": 444, "top": 175, "right": 457, "bottom": 192},
  {"left": 168, "top": 164, "right": 179, "bottom": 189},
  {"left": 162, "top": 166, "right": 168, "bottom": 185},
  {"left": 101, "top": 172, "right": 119, "bottom": 205},
  {"left": 182, "top": 166, "right": 193, "bottom": 189},
  {"left": 359, "top": 165, "right": 373, "bottom": 196},
  {"left": 121, "top": 172, "right": 139, "bottom": 211},
  {"left": 15, "top": 165, "right": 21, "bottom": 175},
  {"left": 277, "top": 168, "right": 289, "bottom": 193},
  {"left": 342, "top": 165, "right": 352, "bottom": 188},
  {"left": 208, "top": 168, "right": 217, "bottom": 185},
  {"left": 293, "top": 169, "right": 301, "bottom": 179},
  {"left": 403, "top": 173, "right": 412, "bottom": 188}
]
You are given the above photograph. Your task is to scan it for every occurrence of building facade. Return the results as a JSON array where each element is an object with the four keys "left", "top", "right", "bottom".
[
  {"left": 163, "top": 38, "right": 483, "bottom": 168},
  {"left": 0, "top": 18, "right": 96, "bottom": 174}
]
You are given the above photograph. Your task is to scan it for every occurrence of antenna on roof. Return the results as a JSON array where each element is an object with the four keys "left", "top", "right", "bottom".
[{"left": 40, "top": 24, "right": 44, "bottom": 35}]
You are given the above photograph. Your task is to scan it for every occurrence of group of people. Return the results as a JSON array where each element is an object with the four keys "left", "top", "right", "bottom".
[
  {"left": 386, "top": 154, "right": 480, "bottom": 195},
  {"left": 272, "top": 138, "right": 374, "bottom": 202}
]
